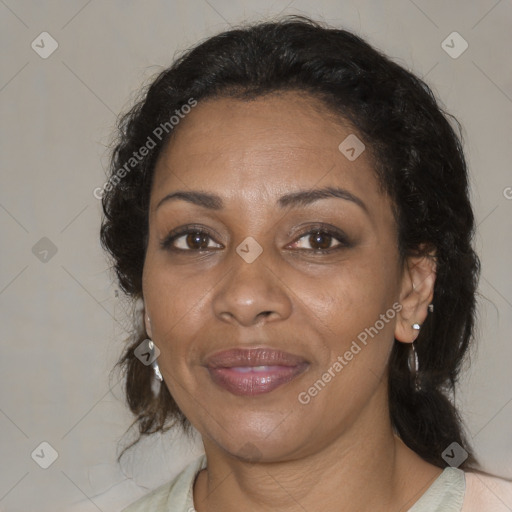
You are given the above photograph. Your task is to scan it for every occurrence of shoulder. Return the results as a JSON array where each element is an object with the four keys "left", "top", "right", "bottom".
[
  {"left": 462, "top": 470, "right": 512, "bottom": 512},
  {"left": 407, "top": 466, "right": 511, "bottom": 511},
  {"left": 408, "top": 467, "right": 465, "bottom": 511},
  {"left": 121, "top": 454, "right": 207, "bottom": 512}
]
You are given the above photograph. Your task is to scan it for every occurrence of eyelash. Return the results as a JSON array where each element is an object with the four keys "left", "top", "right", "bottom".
[{"left": 159, "top": 223, "right": 351, "bottom": 254}]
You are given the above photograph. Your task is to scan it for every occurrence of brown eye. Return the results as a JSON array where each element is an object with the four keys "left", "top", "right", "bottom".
[
  {"left": 291, "top": 229, "right": 346, "bottom": 252},
  {"left": 308, "top": 231, "right": 334, "bottom": 250},
  {"left": 186, "top": 232, "right": 210, "bottom": 250},
  {"left": 286, "top": 223, "right": 352, "bottom": 253},
  {"left": 160, "top": 227, "right": 223, "bottom": 252}
]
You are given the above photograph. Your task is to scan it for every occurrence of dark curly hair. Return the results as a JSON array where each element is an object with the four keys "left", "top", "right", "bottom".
[{"left": 100, "top": 15, "right": 480, "bottom": 468}]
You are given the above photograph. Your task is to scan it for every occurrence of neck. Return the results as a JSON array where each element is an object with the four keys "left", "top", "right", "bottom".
[{"left": 193, "top": 386, "right": 442, "bottom": 512}]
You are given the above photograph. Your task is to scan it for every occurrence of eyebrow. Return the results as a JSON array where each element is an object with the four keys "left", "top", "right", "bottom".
[{"left": 155, "top": 186, "right": 368, "bottom": 213}]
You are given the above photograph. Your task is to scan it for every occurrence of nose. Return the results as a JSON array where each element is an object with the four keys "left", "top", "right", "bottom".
[{"left": 211, "top": 249, "right": 293, "bottom": 327}]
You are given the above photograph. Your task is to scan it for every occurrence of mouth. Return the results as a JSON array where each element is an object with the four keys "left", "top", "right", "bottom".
[{"left": 204, "top": 348, "right": 310, "bottom": 396}]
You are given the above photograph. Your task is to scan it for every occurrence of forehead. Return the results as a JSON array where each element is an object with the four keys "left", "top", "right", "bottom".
[{"left": 150, "top": 92, "right": 388, "bottom": 218}]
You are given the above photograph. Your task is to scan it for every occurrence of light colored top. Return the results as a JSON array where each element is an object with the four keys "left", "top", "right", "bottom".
[{"left": 121, "top": 454, "right": 512, "bottom": 512}]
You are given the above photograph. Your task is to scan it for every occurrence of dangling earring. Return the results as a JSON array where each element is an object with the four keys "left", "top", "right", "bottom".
[
  {"left": 147, "top": 340, "right": 163, "bottom": 382},
  {"left": 407, "top": 343, "right": 421, "bottom": 391},
  {"left": 144, "top": 315, "right": 163, "bottom": 383},
  {"left": 408, "top": 323, "right": 421, "bottom": 391}
]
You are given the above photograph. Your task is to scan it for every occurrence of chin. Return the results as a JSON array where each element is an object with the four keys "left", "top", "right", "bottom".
[{"left": 204, "top": 413, "right": 312, "bottom": 462}]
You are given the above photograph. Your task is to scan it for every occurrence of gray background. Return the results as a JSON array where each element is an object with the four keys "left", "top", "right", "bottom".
[{"left": 0, "top": 1, "right": 511, "bottom": 510}]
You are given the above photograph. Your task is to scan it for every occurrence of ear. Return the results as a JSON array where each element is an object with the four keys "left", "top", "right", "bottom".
[
  {"left": 144, "top": 307, "right": 153, "bottom": 339},
  {"left": 395, "top": 248, "right": 436, "bottom": 344}
]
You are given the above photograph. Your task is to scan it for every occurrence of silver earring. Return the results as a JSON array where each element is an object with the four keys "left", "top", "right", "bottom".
[
  {"left": 407, "top": 343, "right": 421, "bottom": 391},
  {"left": 143, "top": 316, "right": 161, "bottom": 382},
  {"left": 147, "top": 340, "right": 163, "bottom": 382},
  {"left": 152, "top": 360, "right": 163, "bottom": 382},
  {"left": 412, "top": 323, "right": 421, "bottom": 331},
  {"left": 428, "top": 304, "right": 434, "bottom": 312}
]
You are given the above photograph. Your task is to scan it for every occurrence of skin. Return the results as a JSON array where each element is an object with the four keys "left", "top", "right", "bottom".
[{"left": 142, "top": 91, "right": 440, "bottom": 512}]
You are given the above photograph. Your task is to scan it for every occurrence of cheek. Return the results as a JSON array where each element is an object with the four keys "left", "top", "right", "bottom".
[
  {"left": 142, "top": 254, "right": 216, "bottom": 362},
  {"left": 300, "top": 252, "right": 398, "bottom": 334},
  {"left": 297, "top": 256, "right": 399, "bottom": 402},
  {"left": 142, "top": 261, "right": 205, "bottom": 404}
]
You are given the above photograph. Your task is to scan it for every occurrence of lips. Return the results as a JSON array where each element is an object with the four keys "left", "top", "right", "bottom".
[
  {"left": 205, "top": 348, "right": 307, "bottom": 368},
  {"left": 204, "top": 348, "right": 309, "bottom": 396}
]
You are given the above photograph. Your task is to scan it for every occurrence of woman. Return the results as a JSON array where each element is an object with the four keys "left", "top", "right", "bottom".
[{"left": 100, "top": 15, "right": 511, "bottom": 512}]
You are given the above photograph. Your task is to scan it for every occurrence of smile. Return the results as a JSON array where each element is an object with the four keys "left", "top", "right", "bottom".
[{"left": 207, "top": 364, "right": 309, "bottom": 395}]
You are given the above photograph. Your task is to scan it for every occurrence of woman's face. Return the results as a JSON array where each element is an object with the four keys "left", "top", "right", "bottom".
[{"left": 142, "top": 91, "right": 408, "bottom": 461}]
